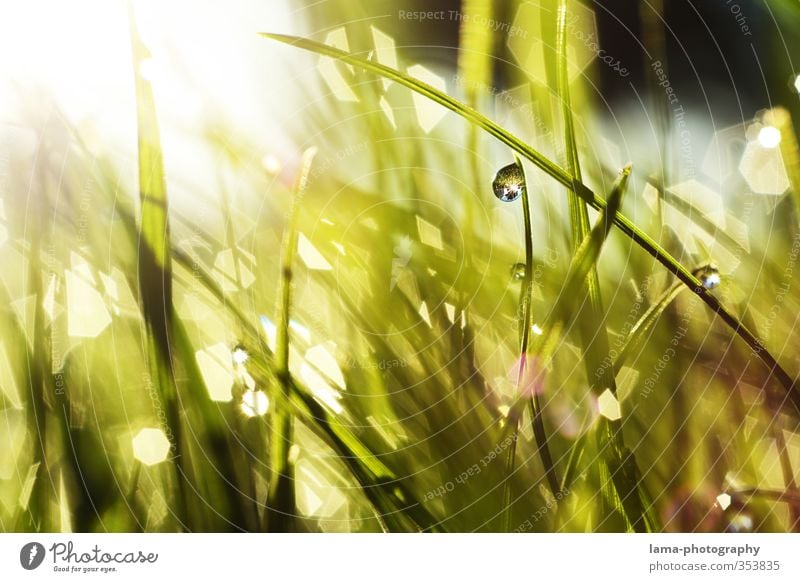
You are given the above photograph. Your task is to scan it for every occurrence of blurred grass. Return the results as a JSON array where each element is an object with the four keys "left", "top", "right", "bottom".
[{"left": 1, "top": 1, "right": 800, "bottom": 534}]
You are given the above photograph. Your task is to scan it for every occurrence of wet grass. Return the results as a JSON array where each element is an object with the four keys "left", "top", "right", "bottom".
[{"left": 2, "top": 2, "right": 800, "bottom": 533}]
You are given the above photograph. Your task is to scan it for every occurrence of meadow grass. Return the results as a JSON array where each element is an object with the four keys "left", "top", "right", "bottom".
[{"left": 2, "top": 2, "right": 800, "bottom": 533}]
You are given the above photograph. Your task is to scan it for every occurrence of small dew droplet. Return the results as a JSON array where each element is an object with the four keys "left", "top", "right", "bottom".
[
  {"left": 699, "top": 265, "right": 721, "bottom": 290},
  {"left": 492, "top": 163, "right": 526, "bottom": 202},
  {"left": 232, "top": 345, "right": 249, "bottom": 365},
  {"left": 510, "top": 263, "right": 527, "bottom": 281},
  {"left": 725, "top": 512, "right": 753, "bottom": 533}
]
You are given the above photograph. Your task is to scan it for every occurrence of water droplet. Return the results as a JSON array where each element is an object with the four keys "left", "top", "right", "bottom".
[
  {"left": 758, "top": 126, "right": 781, "bottom": 149},
  {"left": 699, "top": 265, "right": 721, "bottom": 290},
  {"left": 510, "top": 263, "right": 527, "bottom": 281},
  {"left": 232, "top": 345, "right": 249, "bottom": 365},
  {"left": 492, "top": 163, "right": 525, "bottom": 202},
  {"left": 725, "top": 512, "right": 753, "bottom": 533}
]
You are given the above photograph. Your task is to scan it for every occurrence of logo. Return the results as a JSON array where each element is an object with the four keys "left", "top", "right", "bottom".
[{"left": 20, "top": 542, "right": 46, "bottom": 570}]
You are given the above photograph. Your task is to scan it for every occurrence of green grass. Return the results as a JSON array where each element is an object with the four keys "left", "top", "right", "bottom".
[{"left": 2, "top": 2, "right": 800, "bottom": 533}]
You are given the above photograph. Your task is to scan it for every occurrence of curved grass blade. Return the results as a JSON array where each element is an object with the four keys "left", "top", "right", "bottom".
[
  {"left": 501, "top": 155, "right": 559, "bottom": 530},
  {"left": 498, "top": 166, "right": 631, "bottom": 426},
  {"left": 258, "top": 32, "right": 800, "bottom": 415}
]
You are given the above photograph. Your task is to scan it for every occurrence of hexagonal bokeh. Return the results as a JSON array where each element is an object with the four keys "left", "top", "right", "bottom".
[
  {"left": 739, "top": 138, "right": 789, "bottom": 195},
  {"left": 132, "top": 428, "right": 171, "bottom": 466},
  {"left": 508, "top": 0, "right": 599, "bottom": 85},
  {"left": 195, "top": 342, "right": 235, "bottom": 402},
  {"left": 213, "top": 246, "right": 256, "bottom": 292},
  {"left": 371, "top": 26, "right": 397, "bottom": 90},
  {"left": 668, "top": 179, "right": 725, "bottom": 222},
  {"left": 407, "top": 64, "right": 447, "bottom": 133},
  {"left": 702, "top": 123, "right": 748, "bottom": 184},
  {"left": 66, "top": 254, "right": 112, "bottom": 339},
  {"left": 597, "top": 389, "right": 621, "bottom": 421},
  {"left": 318, "top": 27, "right": 358, "bottom": 102}
]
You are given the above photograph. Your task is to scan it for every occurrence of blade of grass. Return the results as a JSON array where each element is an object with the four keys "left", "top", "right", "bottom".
[
  {"left": 266, "top": 146, "right": 317, "bottom": 532},
  {"left": 501, "top": 167, "right": 631, "bottom": 437},
  {"left": 286, "top": 378, "right": 445, "bottom": 532},
  {"left": 732, "top": 487, "right": 800, "bottom": 506},
  {"left": 17, "top": 249, "right": 54, "bottom": 531},
  {"left": 555, "top": 0, "right": 651, "bottom": 532},
  {"left": 258, "top": 32, "right": 800, "bottom": 415},
  {"left": 765, "top": 108, "right": 800, "bottom": 224},
  {"left": 456, "top": 0, "right": 493, "bottom": 398},
  {"left": 66, "top": 126, "right": 443, "bottom": 532},
  {"left": 105, "top": 176, "right": 439, "bottom": 532},
  {"left": 772, "top": 424, "right": 800, "bottom": 531},
  {"left": 129, "top": 9, "right": 192, "bottom": 529},
  {"left": 559, "top": 280, "right": 684, "bottom": 494},
  {"left": 506, "top": 165, "right": 650, "bottom": 530},
  {"left": 501, "top": 154, "right": 559, "bottom": 530}
]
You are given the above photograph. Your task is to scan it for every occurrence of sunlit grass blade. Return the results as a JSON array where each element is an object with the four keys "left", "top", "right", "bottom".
[
  {"left": 560, "top": 280, "right": 684, "bottom": 496},
  {"left": 105, "top": 166, "right": 439, "bottom": 531},
  {"left": 554, "top": 0, "right": 648, "bottom": 531},
  {"left": 260, "top": 32, "right": 568, "bottom": 186},
  {"left": 266, "top": 146, "right": 317, "bottom": 532},
  {"left": 561, "top": 165, "right": 631, "bottom": 301},
  {"left": 499, "top": 166, "right": 631, "bottom": 425},
  {"left": 502, "top": 154, "right": 558, "bottom": 529},
  {"left": 259, "top": 32, "right": 800, "bottom": 416},
  {"left": 772, "top": 425, "right": 800, "bottom": 531},
  {"left": 24, "top": 230, "right": 53, "bottom": 531},
  {"left": 129, "top": 10, "right": 192, "bottom": 529},
  {"left": 286, "top": 379, "right": 445, "bottom": 532},
  {"left": 765, "top": 108, "right": 800, "bottom": 223}
]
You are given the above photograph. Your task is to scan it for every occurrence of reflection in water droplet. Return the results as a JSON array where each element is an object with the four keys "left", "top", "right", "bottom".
[
  {"left": 699, "top": 265, "right": 721, "bottom": 290},
  {"left": 492, "top": 163, "right": 526, "bottom": 202},
  {"left": 510, "top": 263, "right": 527, "bottom": 281}
]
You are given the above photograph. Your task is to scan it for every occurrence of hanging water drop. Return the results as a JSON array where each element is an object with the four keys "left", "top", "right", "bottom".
[
  {"left": 699, "top": 265, "right": 721, "bottom": 290},
  {"left": 510, "top": 263, "right": 527, "bottom": 281},
  {"left": 492, "top": 163, "right": 526, "bottom": 202}
]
